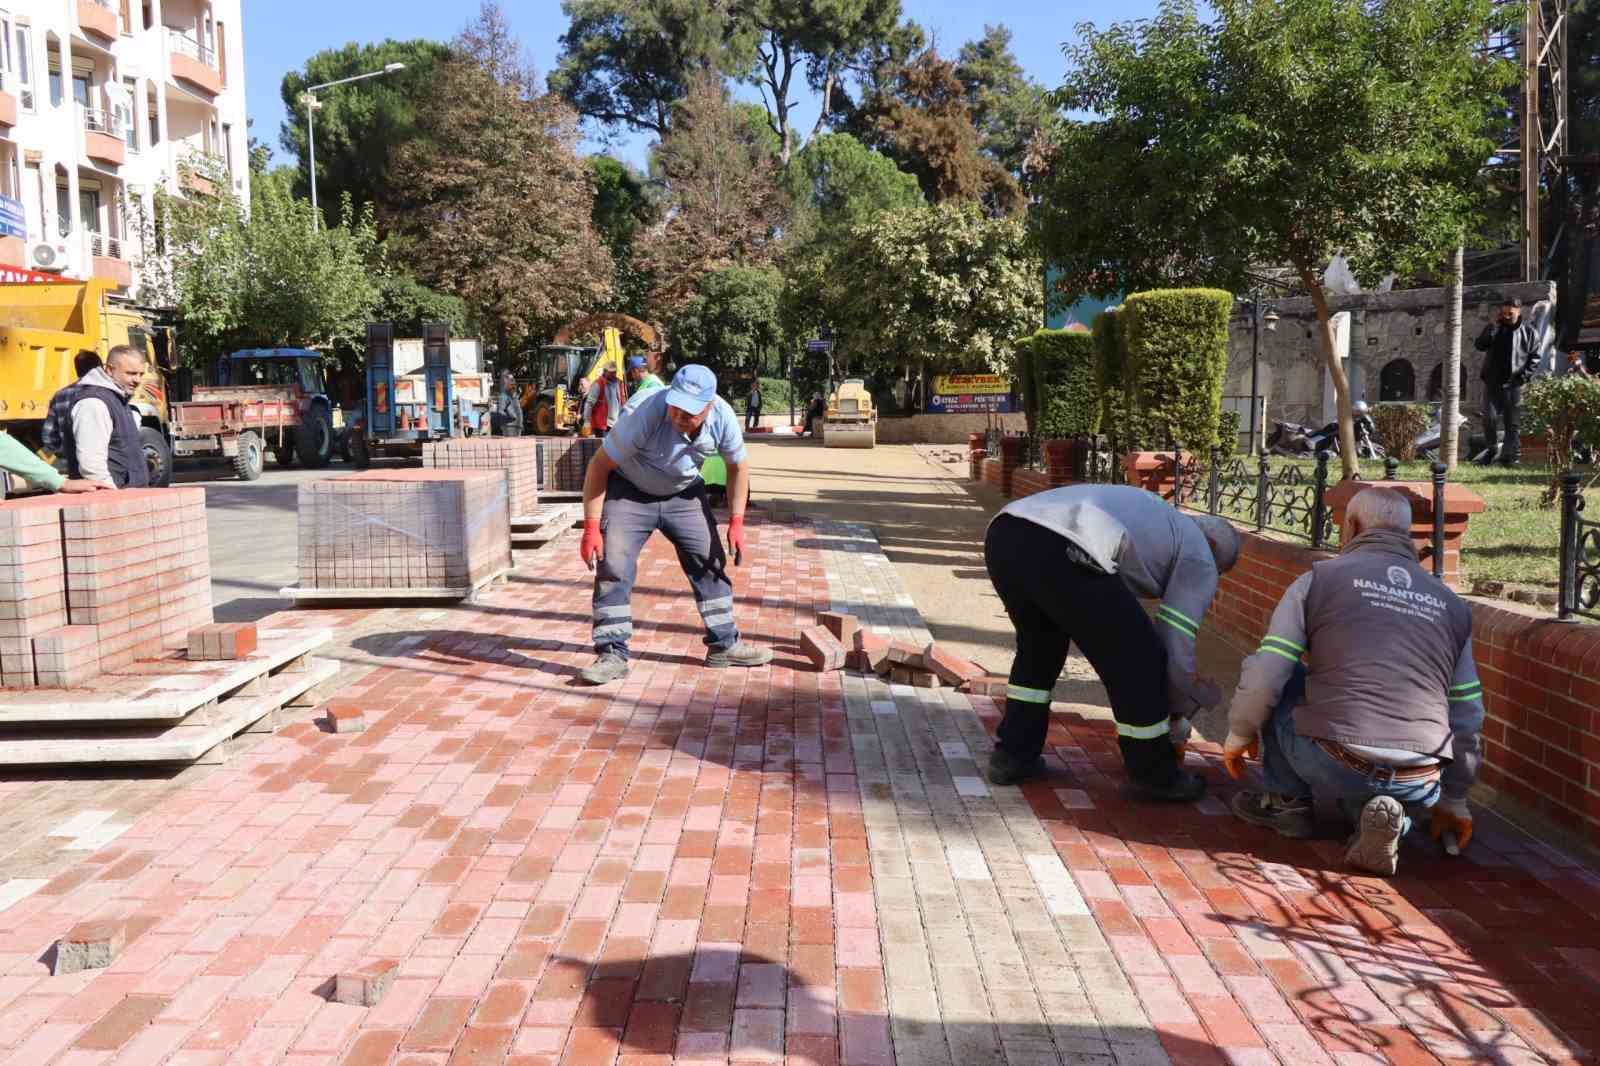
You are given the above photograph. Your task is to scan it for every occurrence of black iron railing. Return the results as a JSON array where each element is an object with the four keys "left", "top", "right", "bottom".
[
  {"left": 1171, "top": 447, "right": 1338, "bottom": 549},
  {"left": 1559, "top": 473, "right": 1600, "bottom": 622}
]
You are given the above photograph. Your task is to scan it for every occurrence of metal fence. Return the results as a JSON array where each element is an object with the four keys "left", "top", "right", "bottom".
[
  {"left": 1559, "top": 473, "right": 1600, "bottom": 622},
  {"left": 1171, "top": 447, "right": 1340, "bottom": 549}
]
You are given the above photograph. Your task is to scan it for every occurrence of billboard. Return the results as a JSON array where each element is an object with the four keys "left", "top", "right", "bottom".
[
  {"left": 0, "top": 195, "right": 24, "bottom": 241},
  {"left": 926, "top": 373, "right": 1012, "bottom": 414}
]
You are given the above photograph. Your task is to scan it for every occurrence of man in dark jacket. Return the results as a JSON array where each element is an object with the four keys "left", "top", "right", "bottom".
[
  {"left": 46, "top": 344, "right": 150, "bottom": 488},
  {"left": 1224, "top": 487, "right": 1483, "bottom": 876},
  {"left": 492, "top": 371, "right": 523, "bottom": 437},
  {"left": 1473, "top": 299, "right": 1541, "bottom": 465}
]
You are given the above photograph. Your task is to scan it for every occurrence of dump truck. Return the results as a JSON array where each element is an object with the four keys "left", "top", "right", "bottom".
[
  {"left": 822, "top": 378, "right": 877, "bottom": 448},
  {"left": 167, "top": 349, "right": 336, "bottom": 481},
  {"left": 0, "top": 274, "right": 176, "bottom": 485}
]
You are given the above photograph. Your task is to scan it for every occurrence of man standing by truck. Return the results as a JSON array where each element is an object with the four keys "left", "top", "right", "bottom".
[
  {"left": 46, "top": 345, "right": 151, "bottom": 489},
  {"left": 492, "top": 370, "right": 523, "bottom": 437}
]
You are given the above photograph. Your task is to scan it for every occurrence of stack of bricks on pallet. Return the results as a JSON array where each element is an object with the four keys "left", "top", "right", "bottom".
[
  {"left": 421, "top": 437, "right": 538, "bottom": 520},
  {"left": 0, "top": 488, "right": 212, "bottom": 689},
  {"left": 297, "top": 469, "right": 511, "bottom": 591},
  {"left": 187, "top": 622, "right": 257, "bottom": 661},
  {"left": 533, "top": 436, "right": 602, "bottom": 493},
  {"left": 800, "top": 610, "right": 1000, "bottom": 691}
]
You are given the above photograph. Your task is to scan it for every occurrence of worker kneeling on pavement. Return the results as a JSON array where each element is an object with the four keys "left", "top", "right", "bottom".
[
  {"left": 985, "top": 484, "right": 1239, "bottom": 802},
  {"left": 577, "top": 364, "right": 771, "bottom": 685},
  {"left": 1224, "top": 487, "right": 1483, "bottom": 876}
]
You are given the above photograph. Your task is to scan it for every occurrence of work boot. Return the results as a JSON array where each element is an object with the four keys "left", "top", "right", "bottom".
[
  {"left": 1124, "top": 770, "right": 1207, "bottom": 804},
  {"left": 1346, "top": 795, "right": 1405, "bottom": 876},
  {"left": 580, "top": 650, "right": 630, "bottom": 685},
  {"left": 1230, "top": 791, "right": 1316, "bottom": 838},
  {"left": 987, "top": 748, "right": 1043, "bottom": 786},
  {"left": 705, "top": 642, "right": 773, "bottom": 669}
]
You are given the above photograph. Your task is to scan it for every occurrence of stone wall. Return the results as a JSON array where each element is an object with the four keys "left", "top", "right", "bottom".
[
  {"left": 876, "top": 413, "right": 1027, "bottom": 445},
  {"left": 1228, "top": 281, "right": 1556, "bottom": 432}
]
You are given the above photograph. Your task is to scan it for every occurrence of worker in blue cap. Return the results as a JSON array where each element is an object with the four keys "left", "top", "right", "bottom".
[
  {"left": 626, "top": 355, "right": 663, "bottom": 396},
  {"left": 577, "top": 364, "right": 771, "bottom": 684}
]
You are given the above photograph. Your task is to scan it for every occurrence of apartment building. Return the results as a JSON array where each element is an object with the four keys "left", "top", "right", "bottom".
[{"left": 0, "top": 0, "right": 247, "bottom": 301}]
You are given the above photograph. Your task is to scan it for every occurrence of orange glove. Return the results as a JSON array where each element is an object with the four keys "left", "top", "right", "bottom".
[
  {"left": 1222, "top": 733, "right": 1259, "bottom": 780},
  {"left": 1430, "top": 801, "right": 1474, "bottom": 853},
  {"left": 726, "top": 514, "right": 746, "bottom": 565},
  {"left": 580, "top": 519, "right": 604, "bottom": 570}
]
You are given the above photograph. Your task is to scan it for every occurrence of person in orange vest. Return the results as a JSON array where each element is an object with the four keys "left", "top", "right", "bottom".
[{"left": 581, "top": 367, "right": 623, "bottom": 438}]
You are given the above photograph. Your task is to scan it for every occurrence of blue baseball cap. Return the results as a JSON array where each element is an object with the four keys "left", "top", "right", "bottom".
[
  {"left": 666, "top": 364, "right": 718, "bottom": 413},
  {"left": 626, "top": 355, "right": 646, "bottom": 370}
]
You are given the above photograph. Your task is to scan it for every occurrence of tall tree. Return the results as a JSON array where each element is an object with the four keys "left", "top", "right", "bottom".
[
  {"left": 738, "top": 0, "right": 901, "bottom": 165},
  {"left": 637, "top": 73, "right": 789, "bottom": 309},
  {"left": 589, "top": 155, "right": 657, "bottom": 316},
  {"left": 816, "top": 201, "right": 1040, "bottom": 377},
  {"left": 551, "top": 0, "right": 754, "bottom": 138},
  {"left": 278, "top": 39, "right": 450, "bottom": 229},
  {"left": 1036, "top": 0, "right": 1513, "bottom": 477},
  {"left": 140, "top": 164, "right": 383, "bottom": 366},
  {"left": 852, "top": 48, "right": 1024, "bottom": 214},
  {"left": 388, "top": 3, "right": 613, "bottom": 353},
  {"left": 783, "top": 131, "right": 923, "bottom": 233},
  {"left": 954, "top": 26, "right": 1059, "bottom": 180},
  {"left": 667, "top": 265, "right": 788, "bottom": 377}
]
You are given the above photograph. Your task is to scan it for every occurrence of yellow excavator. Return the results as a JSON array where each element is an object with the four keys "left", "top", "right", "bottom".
[{"left": 521, "top": 313, "right": 663, "bottom": 435}]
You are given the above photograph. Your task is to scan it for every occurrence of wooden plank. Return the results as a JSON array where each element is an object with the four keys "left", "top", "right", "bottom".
[
  {"left": 0, "top": 629, "right": 333, "bottom": 725},
  {"left": 0, "top": 657, "right": 339, "bottom": 766}
]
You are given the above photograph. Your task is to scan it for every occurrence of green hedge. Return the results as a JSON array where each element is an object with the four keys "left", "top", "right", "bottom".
[
  {"left": 1091, "top": 307, "right": 1141, "bottom": 446},
  {"left": 1016, "top": 337, "right": 1039, "bottom": 432},
  {"left": 1027, "top": 328, "right": 1100, "bottom": 437},
  {"left": 1120, "top": 288, "right": 1232, "bottom": 451}
]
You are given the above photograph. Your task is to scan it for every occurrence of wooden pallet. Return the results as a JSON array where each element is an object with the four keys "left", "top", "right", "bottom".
[
  {"left": 511, "top": 503, "right": 581, "bottom": 548},
  {"left": 0, "top": 629, "right": 333, "bottom": 724},
  {"left": 279, "top": 568, "right": 510, "bottom": 604},
  {"left": 0, "top": 635, "right": 340, "bottom": 767}
]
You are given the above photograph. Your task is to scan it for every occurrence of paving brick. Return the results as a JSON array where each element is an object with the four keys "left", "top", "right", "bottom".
[
  {"left": 335, "top": 959, "right": 399, "bottom": 1006},
  {"left": 922, "top": 642, "right": 984, "bottom": 686},
  {"left": 324, "top": 700, "right": 367, "bottom": 734},
  {"left": 817, "top": 611, "right": 858, "bottom": 646},
  {"left": 799, "top": 626, "right": 846, "bottom": 672},
  {"left": 963, "top": 674, "right": 1009, "bottom": 697},
  {"left": 885, "top": 641, "right": 923, "bottom": 668},
  {"left": 852, "top": 629, "right": 890, "bottom": 673},
  {"left": 54, "top": 919, "right": 126, "bottom": 975}
]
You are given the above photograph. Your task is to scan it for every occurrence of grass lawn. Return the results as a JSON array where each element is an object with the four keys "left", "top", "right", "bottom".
[{"left": 1283, "top": 457, "right": 1594, "bottom": 589}]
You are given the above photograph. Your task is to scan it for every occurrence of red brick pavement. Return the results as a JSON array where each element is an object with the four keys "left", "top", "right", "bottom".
[{"left": 0, "top": 513, "right": 1595, "bottom": 1065}]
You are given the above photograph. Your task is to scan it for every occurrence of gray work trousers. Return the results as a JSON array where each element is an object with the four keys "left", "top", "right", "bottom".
[{"left": 592, "top": 473, "right": 737, "bottom": 659}]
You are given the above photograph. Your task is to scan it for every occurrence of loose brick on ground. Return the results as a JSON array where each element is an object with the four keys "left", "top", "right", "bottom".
[{"left": 798, "top": 625, "right": 846, "bottom": 672}]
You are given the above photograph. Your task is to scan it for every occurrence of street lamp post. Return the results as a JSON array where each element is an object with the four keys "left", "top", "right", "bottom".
[
  {"left": 1242, "top": 289, "right": 1279, "bottom": 454},
  {"left": 302, "top": 62, "right": 406, "bottom": 230}
]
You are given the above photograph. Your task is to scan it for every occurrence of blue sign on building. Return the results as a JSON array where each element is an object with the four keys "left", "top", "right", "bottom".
[{"left": 0, "top": 195, "right": 25, "bottom": 241}]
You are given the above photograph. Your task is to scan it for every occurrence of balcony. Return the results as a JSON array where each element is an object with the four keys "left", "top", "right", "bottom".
[
  {"left": 77, "top": 0, "right": 119, "bottom": 41},
  {"left": 82, "top": 109, "right": 126, "bottom": 166},
  {"left": 87, "top": 232, "right": 131, "bottom": 290},
  {"left": 167, "top": 30, "right": 222, "bottom": 97},
  {"left": 0, "top": 80, "right": 15, "bottom": 127}
]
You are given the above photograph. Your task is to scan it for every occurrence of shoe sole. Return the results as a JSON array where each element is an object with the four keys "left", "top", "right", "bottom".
[
  {"left": 1229, "top": 792, "right": 1316, "bottom": 838},
  {"left": 705, "top": 654, "right": 773, "bottom": 669},
  {"left": 1346, "top": 796, "right": 1403, "bottom": 875},
  {"left": 580, "top": 667, "right": 629, "bottom": 685}
]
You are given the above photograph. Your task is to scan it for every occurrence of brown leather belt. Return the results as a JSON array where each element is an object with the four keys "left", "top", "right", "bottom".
[{"left": 1313, "top": 738, "right": 1441, "bottom": 782}]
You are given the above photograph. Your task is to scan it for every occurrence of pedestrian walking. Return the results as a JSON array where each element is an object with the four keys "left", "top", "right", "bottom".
[
  {"left": 746, "top": 380, "right": 762, "bottom": 432},
  {"left": 43, "top": 344, "right": 150, "bottom": 488},
  {"left": 1473, "top": 299, "right": 1541, "bottom": 466},
  {"left": 577, "top": 364, "right": 772, "bottom": 685},
  {"left": 983, "top": 485, "right": 1239, "bottom": 801}
]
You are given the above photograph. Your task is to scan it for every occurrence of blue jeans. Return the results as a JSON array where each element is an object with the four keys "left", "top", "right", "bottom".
[
  {"left": 593, "top": 474, "right": 738, "bottom": 659},
  {"left": 1262, "top": 667, "right": 1441, "bottom": 834}
]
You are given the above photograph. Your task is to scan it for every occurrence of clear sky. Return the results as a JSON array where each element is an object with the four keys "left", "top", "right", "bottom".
[{"left": 243, "top": 0, "right": 1156, "bottom": 171}]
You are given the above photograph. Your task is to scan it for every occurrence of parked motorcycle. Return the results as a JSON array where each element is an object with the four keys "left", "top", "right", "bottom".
[{"left": 1267, "top": 405, "right": 1384, "bottom": 460}]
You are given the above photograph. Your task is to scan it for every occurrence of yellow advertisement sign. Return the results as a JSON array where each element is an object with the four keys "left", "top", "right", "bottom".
[{"left": 927, "top": 374, "right": 1012, "bottom": 413}]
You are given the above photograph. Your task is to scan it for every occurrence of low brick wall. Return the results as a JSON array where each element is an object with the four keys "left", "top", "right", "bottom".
[
  {"left": 1209, "top": 529, "right": 1600, "bottom": 850},
  {"left": 877, "top": 412, "right": 1026, "bottom": 444}
]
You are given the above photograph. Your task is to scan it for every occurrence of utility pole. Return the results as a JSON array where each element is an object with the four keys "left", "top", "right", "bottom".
[{"left": 1443, "top": 245, "right": 1464, "bottom": 470}]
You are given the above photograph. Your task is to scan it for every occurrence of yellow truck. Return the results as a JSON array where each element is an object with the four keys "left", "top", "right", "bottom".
[
  {"left": 822, "top": 378, "right": 877, "bottom": 448},
  {"left": 0, "top": 276, "right": 175, "bottom": 485}
]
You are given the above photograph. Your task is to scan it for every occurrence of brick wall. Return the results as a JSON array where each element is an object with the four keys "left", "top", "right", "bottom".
[{"left": 1209, "top": 528, "right": 1600, "bottom": 849}]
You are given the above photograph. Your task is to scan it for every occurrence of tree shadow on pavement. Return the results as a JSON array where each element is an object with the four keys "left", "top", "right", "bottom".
[{"left": 535, "top": 946, "right": 1231, "bottom": 1065}]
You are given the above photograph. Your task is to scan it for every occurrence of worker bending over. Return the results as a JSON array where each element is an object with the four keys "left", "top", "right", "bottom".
[
  {"left": 985, "top": 484, "right": 1239, "bottom": 801},
  {"left": 1224, "top": 487, "right": 1482, "bottom": 876},
  {"left": 578, "top": 364, "right": 771, "bottom": 684}
]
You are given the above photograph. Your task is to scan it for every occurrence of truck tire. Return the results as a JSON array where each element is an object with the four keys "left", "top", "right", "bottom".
[
  {"left": 350, "top": 432, "right": 371, "bottom": 470},
  {"left": 273, "top": 437, "right": 299, "bottom": 468},
  {"left": 298, "top": 409, "right": 334, "bottom": 468},
  {"left": 140, "top": 426, "right": 173, "bottom": 488},
  {"left": 234, "top": 432, "right": 264, "bottom": 481},
  {"left": 533, "top": 401, "right": 555, "bottom": 436}
]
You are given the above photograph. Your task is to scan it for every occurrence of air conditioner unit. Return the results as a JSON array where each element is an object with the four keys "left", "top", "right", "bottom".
[{"left": 30, "top": 242, "right": 68, "bottom": 272}]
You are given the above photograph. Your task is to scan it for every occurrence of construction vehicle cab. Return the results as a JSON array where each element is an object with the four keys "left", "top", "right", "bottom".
[
  {"left": 520, "top": 313, "right": 664, "bottom": 435},
  {"left": 0, "top": 275, "right": 176, "bottom": 486},
  {"left": 168, "top": 349, "right": 335, "bottom": 481},
  {"left": 822, "top": 378, "right": 878, "bottom": 448}
]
